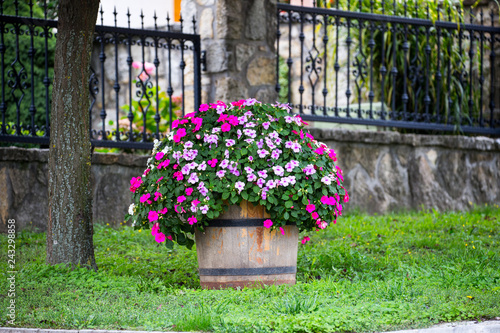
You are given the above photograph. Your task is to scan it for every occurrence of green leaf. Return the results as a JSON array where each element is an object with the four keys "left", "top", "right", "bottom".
[
  {"left": 242, "top": 191, "right": 249, "bottom": 200},
  {"left": 285, "top": 201, "right": 294, "bottom": 208},
  {"left": 284, "top": 211, "right": 290, "bottom": 220},
  {"left": 230, "top": 196, "right": 238, "bottom": 204},
  {"left": 222, "top": 192, "right": 230, "bottom": 200},
  {"left": 207, "top": 210, "right": 214, "bottom": 219}
]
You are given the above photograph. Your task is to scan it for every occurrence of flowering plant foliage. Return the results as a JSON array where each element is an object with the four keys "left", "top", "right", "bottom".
[{"left": 126, "top": 99, "right": 349, "bottom": 249}]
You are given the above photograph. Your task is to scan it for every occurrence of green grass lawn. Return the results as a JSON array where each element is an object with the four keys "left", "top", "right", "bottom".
[{"left": 1, "top": 206, "right": 499, "bottom": 333}]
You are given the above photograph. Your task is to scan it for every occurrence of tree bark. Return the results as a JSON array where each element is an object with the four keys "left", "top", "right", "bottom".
[{"left": 47, "top": 0, "right": 100, "bottom": 270}]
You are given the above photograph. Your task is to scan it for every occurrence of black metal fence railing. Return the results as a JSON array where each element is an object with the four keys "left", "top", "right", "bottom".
[
  {"left": 276, "top": 1, "right": 500, "bottom": 135},
  {"left": 0, "top": 1, "right": 202, "bottom": 149}
]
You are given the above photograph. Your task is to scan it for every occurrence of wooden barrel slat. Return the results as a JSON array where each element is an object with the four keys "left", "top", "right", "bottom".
[{"left": 195, "top": 200, "right": 298, "bottom": 289}]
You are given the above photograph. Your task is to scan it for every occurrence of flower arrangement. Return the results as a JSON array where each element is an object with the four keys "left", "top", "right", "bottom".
[{"left": 126, "top": 99, "right": 349, "bottom": 249}]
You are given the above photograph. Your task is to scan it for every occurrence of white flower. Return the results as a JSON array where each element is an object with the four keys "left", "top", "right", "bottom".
[{"left": 128, "top": 203, "right": 135, "bottom": 215}]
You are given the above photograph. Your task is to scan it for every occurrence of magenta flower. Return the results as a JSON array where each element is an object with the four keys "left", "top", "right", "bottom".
[
  {"left": 155, "top": 152, "right": 165, "bottom": 160},
  {"left": 329, "top": 149, "right": 337, "bottom": 161},
  {"left": 155, "top": 232, "right": 166, "bottom": 243},
  {"left": 159, "top": 207, "right": 168, "bottom": 214},
  {"left": 208, "top": 158, "right": 218, "bottom": 168},
  {"left": 248, "top": 156, "right": 254, "bottom": 162},
  {"left": 157, "top": 159, "right": 170, "bottom": 169},
  {"left": 263, "top": 219, "right": 273, "bottom": 228},
  {"left": 279, "top": 227, "right": 285, "bottom": 235},
  {"left": 129, "top": 176, "right": 142, "bottom": 192},
  {"left": 221, "top": 123, "right": 231, "bottom": 132},
  {"left": 188, "top": 216, "right": 198, "bottom": 225},
  {"left": 228, "top": 115, "right": 239, "bottom": 126},
  {"left": 311, "top": 212, "right": 319, "bottom": 219},
  {"left": 199, "top": 103, "right": 209, "bottom": 112},
  {"left": 140, "top": 193, "right": 151, "bottom": 203},
  {"left": 172, "top": 119, "right": 180, "bottom": 129},
  {"left": 301, "top": 236, "right": 311, "bottom": 244},
  {"left": 156, "top": 176, "right": 164, "bottom": 184},
  {"left": 306, "top": 204, "right": 316, "bottom": 213},
  {"left": 177, "top": 195, "right": 186, "bottom": 203},
  {"left": 173, "top": 171, "right": 183, "bottom": 181},
  {"left": 192, "top": 199, "right": 201, "bottom": 207},
  {"left": 148, "top": 210, "right": 159, "bottom": 222},
  {"left": 154, "top": 191, "right": 162, "bottom": 201},
  {"left": 151, "top": 223, "right": 159, "bottom": 236},
  {"left": 186, "top": 188, "right": 193, "bottom": 196}
]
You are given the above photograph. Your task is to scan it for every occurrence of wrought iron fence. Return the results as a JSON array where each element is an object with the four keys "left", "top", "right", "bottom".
[
  {"left": 0, "top": 1, "right": 203, "bottom": 149},
  {"left": 276, "top": 1, "right": 500, "bottom": 135}
]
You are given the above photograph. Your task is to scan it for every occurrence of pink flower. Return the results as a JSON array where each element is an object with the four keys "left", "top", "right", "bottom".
[
  {"left": 306, "top": 133, "right": 314, "bottom": 140},
  {"left": 157, "top": 159, "right": 170, "bottom": 169},
  {"left": 140, "top": 193, "right": 151, "bottom": 203},
  {"left": 154, "top": 191, "right": 162, "bottom": 201},
  {"left": 199, "top": 103, "right": 209, "bottom": 112},
  {"left": 186, "top": 188, "right": 193, "bottom": 196},
  {"left": 132, "top": 61, "right": 155, "bottom": 74},
  {"left": 155, "top": 232, "right": 166, "bottom": 243},
  {"left": 173, "top": 171, "right": 184, "bottom": 181},
  {"left": 184, "top": 112, "right": 195, "bottom": 118},
  {"left": 177, "top": 195, "right": 186, "bottom": 203},
  {"left": 148, "top": 210, "right": 159, "bottom": 222},
  {"left": 192, "top": 199, "right": 201, "bottom": 207},
  {"left": 227, "top": 115, "right": 239, "bottom": 126},
  {"left": 306, "top": 204, "right": 316, "bottom": 213},
  {"left": 167, "top": 235, "right": 173, "bottom": 240},
  {"left": 151, "top": 223, "right": 160, "bottom": 236},
  {"left": 188, "top": 216, "right": 198, "bottom": 225},
  {"left": 159, "top": 207, "right": 168, "bottom": 214},
  {"left": 344, "top": 191, "right": 349, "bottom": 203},
  {"left": 174, "top": 204, "right": 186, "bottom": 214},
  {"left": 329, "top": 149, "right": 337, "bottom": 161},
  {"left": 155, "top": 152, "right": 165, "bottom": 160},
  {"left": 143, "top": 168, "right": 150, "bottom": 176},
  {"left": 311, "top": 212, "right": 319, "bottom": 219},
  {"left": 207, "top": 158, "right": 218, "bottom": 167},
  {"left": 316, "top": 220, "right": 328, "bottom": 229},
  {"left": 221, "top": 123, "right": 231, "bottom": 132},
  {"left": 192, "top": 117, "right": 203, "bottom": 131},
  {"left": 172, "top": 119, "right": 180, "bottom": 129},
  {"left": 129, "top": 176, "right": 142, "bottom": 192},
  {"left": 156, "top": 176, "right": 164, "bottom": 184},
  {"left": 279, "top": 227, "right": 285, "bottom": 235},
  {"left": 301, "top": 236, "right": 311, "bottom": 244},
  {"left": 313, "top": 147, "right": 325, "bottom": 155},
  {"left": 263, "top": 219, "right": 273, "bottom": 228}
]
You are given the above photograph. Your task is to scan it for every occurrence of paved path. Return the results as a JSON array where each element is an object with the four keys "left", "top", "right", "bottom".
[{"left": 1, "top": 321, "right": 500, "bottom": 333}]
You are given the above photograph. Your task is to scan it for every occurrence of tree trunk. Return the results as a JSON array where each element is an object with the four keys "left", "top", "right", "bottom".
[{"left": 47, "top": 0, "right": 100, "bottom": 270}]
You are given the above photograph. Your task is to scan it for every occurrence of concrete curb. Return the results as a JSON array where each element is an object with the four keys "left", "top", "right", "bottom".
[
  {"left": 383, "top": 321, "right": 500, "bottom": 333},
  {"left": 1, "top": 322, "right": 500, "bottom": 333}
]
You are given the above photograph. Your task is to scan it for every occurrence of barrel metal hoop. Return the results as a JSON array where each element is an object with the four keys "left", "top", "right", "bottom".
[
  {"left": 208, "top": 218, "right": 295, "bottom": 227},
  {"left": 199, "top": 266, "right": 297, "bottom": 276}
]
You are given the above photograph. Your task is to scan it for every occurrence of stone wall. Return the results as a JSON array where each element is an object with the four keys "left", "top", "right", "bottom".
[
  {"left": 1, "top": 131, "right": 499, "bottom": 232},
  {"left": 310, "top": 129, "right": 500, "bottom": 214},
  {"left": 0, "top": 148, "right": 148, "bottom": 233}
]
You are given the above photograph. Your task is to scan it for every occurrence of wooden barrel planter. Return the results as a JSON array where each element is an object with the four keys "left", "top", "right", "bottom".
[{"left": 195, "top": 200, "right": 298, "bottom": 289}]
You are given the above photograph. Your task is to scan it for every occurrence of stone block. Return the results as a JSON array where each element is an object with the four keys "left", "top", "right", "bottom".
[
  {"left": 436, "top": 151, "right": 468, "bottom": 200},
  {"left": 236, "top": 43, "right": 257, "bottom": 71},
  {"left": 376, "top": 151, "right": 410, "bottom": 209},
  {"left": 200, "top": 8, "right": 214, "bottom": 39},
  {"left": 247, "top": 56, "right": 276, "bottom": 86},
  {"left": 245, "top": 0, "right": 267, "bottom": 41},
  {"left": 214, "top": 76, "right": 248, "bottom": 101},
  {"left": 255, "top": 86, "right": 278, "bottom": 104},
  {"left": 205, "top": 40, "right": 228, "bottom": 73},
  {"left": 216, "top": 0, "right": 243, "bottom": 39},
  {"left": 197, "top": 0, "right": 215, "bottom": 5}
]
